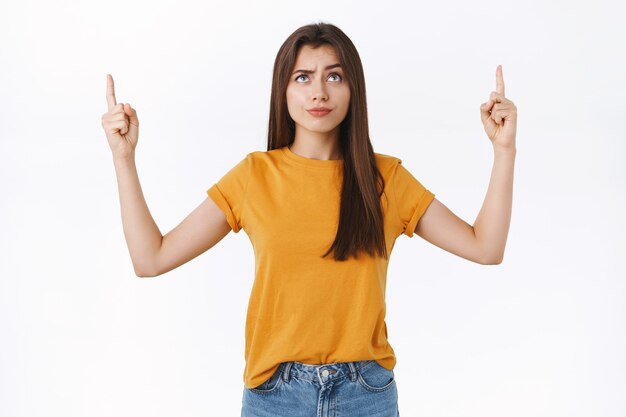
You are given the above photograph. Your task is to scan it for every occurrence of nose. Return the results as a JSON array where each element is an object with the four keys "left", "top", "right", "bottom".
[{"left": 312, "top": 78, "right": 328, "bottom": 102}]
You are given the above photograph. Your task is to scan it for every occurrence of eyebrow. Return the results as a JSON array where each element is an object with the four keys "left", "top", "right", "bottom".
[{"left": 292, "top": 64, "right": 342, "bottom": 75}]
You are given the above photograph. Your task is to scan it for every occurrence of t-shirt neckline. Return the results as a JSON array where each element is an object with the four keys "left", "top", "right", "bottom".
[{"left": 280, "top": 145, "right": 343, "bottom": 168}]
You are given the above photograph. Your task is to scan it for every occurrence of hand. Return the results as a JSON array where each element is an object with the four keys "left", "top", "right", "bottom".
[
  {"left": 480, "top": 65, "right": 517, "bottom": 151},
  {"left": 101, "top": 74, "right": 139, "bottom": 158}
]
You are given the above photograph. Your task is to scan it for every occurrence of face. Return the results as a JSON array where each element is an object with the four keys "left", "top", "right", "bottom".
[{"left": 286, "top": 44, "right": 351, "bottom": 137}]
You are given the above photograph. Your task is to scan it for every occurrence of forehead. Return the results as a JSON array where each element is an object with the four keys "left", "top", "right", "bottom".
[{"left": 293, "top": 44, "right": 340, "bottom": 67}]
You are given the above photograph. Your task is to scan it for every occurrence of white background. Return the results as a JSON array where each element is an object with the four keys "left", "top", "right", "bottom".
[{"left": 1, "top": 0, "right": 624, "bottom": 416}]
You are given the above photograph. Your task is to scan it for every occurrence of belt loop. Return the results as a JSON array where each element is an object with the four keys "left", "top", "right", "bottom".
[
  {"left": 347, "top": 361, "right": 358, "bottom": 382},
  {"left": 282, "top": 362, "right": 293, "bottom": 382}
]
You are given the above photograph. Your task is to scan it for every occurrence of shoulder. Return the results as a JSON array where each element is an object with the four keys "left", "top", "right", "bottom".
[
  {"left": 225, "top": 149, "right": 279, "bottom": 166},
  {"left": 374, "top": 152, "right": 403, "bottom": 178},
  {"left": 247, "top": 148, "right": 282, "bottom": 160},
  {"left": 374, "top": 151, "right": 401, "bottom": 165},
  {"left": 242, "top": 148, "right": 283, "bottom": 169}
]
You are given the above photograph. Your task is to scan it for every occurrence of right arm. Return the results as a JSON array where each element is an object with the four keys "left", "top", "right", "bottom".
[
  {"left": 113, "top": 154, "right": 162, "bottom": 276},
  {"left": 113, "top": 153, "right": 232, "bottom": 278},
  {"left": 104, "top": 74, "right": 231, "bottom": 277}
]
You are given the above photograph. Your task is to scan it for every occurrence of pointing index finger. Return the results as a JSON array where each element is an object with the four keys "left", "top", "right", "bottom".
[
  {"left": 496, "top": 65, "right": 505, "bottom": 96},
  {"left": 106, "top": 74, "right": 117, "bottom": 111}
]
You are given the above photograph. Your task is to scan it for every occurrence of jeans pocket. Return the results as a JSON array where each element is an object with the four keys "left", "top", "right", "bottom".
[
  {"left": 246, "top": 363, "right": 284, "bottom": 394},
  {"left": 356, "top": 360, "right": 396, "bottom": 392}
]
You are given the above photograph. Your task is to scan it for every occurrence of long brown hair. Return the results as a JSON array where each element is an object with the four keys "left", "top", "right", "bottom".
[{"left": 267, "top": 22, "right": 388, "bottom": 262}]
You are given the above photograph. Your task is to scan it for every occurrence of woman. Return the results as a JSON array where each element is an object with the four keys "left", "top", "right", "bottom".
[{"left": 101, "top": 22, "right": 516, "bottom": 417}]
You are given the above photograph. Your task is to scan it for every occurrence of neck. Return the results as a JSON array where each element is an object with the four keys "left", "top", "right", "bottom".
[{"left": 290, "top": 129, "right": 342, "bottom": 160}]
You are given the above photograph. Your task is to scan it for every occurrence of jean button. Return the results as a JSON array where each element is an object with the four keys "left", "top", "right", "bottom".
[{"left": 321, "top": 369, "right": 329, "bottom": 378}]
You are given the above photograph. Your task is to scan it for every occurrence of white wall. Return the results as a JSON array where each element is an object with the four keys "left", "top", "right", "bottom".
[{"left": 1, "top": 0, "right": 624, "bottom": 416}]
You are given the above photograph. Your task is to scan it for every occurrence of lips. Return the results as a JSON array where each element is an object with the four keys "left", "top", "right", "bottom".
[{"left": 307, "top": 108, "right": 332, "bottom": 117}]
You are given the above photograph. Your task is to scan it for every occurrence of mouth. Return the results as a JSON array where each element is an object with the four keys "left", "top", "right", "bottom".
[{"left": 307, "top": 109, "right": 332, "bottom": 117}]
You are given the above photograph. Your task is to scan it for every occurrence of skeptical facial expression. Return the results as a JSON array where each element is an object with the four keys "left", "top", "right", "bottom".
[{"left": 286, "top": 44, "right": 351, "bottom": 137}]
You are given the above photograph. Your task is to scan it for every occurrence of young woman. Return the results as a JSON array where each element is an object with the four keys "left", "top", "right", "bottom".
[{"left": 102, "top": 22, "right": 516, "bottom": 417}]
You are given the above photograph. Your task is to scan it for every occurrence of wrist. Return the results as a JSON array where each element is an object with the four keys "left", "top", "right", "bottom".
[
  {"left": 113, "top": 152, "right": 136, "bottom": 162},
  {"left": 493, "top": 145, "right": 517, "bottom": 155},
  {"left": 113, "top": 153, "right": 136, "bottom": 166}
]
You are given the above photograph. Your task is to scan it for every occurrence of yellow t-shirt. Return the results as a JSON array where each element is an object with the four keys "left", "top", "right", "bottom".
[{"left": 207, "top": 145, "right": 435, "bottom": 389}]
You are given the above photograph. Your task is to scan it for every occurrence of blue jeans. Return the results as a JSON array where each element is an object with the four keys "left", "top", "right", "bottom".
[{"left": 241, "top": 359, "right": 400, "bottom": 417}]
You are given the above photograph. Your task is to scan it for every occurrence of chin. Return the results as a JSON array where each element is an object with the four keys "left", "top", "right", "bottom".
[
  {"left": 302, "top": 120, "right": 342, "bottom": 132},
  {"left": 304, "top": 126, "right": 340, "bottom": 134}
]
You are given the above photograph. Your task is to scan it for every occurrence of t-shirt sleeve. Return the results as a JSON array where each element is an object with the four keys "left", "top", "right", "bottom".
[
  {"left": 392, "top": 159, "right": 435, "bottom": 238},
  {"left": 206, "top": 154, "right": 251, "bottom": 233}
]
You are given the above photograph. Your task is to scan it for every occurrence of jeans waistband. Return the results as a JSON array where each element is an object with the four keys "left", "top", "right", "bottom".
[{"left": 279, "top": 359, "right": 376, "bottom": 386}]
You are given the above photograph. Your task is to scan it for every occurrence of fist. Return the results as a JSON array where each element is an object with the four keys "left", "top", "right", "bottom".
[{"left": 101, "top": 74, "right": 140, "bottom": 158}]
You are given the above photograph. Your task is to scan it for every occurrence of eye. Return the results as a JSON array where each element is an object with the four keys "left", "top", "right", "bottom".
[
  {"left": 328, "top": 73, "right": 342, "bottom": 81},
  {"left": 294, "top": 73, "right": 343, "bottom": 83}
]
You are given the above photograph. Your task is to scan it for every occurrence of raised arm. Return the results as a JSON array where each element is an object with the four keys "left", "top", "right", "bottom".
[
  {"left": 102, "top": 74, "right": 231, "bottom": 277},
  {"left": 414, "top": 65, "right": 517, "bottom": 265},
  {"left": 148, "top": 196, "right": 232, "bottom": 277},
  {"left": 112, "top": 155, "right": 231, "bottom": 277}
]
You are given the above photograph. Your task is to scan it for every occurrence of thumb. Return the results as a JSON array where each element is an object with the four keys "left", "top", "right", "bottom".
[
  {"left": 124, "top": 103, "right": 139, "bottom": 137},
  {"left": 480, "top": 100, "right": 494, "bottom": 125},
  {"left": 124, "top": 103, "right": 138, "bottom": 122}
]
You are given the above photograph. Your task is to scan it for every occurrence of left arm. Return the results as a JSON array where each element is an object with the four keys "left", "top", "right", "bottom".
[
  {"left": 414, "top": 65, "right": 517, "bottom": 265},
  {"left": 415, "top": 147, "right": 515, "bottom": 265},
  {"left": 473, "top": 147, "right": 515, "bottom": 263}
]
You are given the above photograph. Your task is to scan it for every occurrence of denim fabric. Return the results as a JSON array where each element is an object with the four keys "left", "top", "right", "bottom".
[{"left": 241, "top": 359, "right": 399, "bottom": 417}]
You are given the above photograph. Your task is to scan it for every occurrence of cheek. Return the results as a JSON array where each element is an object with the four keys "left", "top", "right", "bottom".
[
  {"left": 339, "top": 91, "right": 351, "bottom": 113},
  {"left": 285, "top": 90, "right": 297, "bottom": 115},
  {"left": 286, "top": 89, "right": 302, "bottom": 109},
  {"left": 338, "top": 87, "right": 350, "bottom": 106}
]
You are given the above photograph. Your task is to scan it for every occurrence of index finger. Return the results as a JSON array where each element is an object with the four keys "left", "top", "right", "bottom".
[
  {"left": 106, "top": 74, "right": 117, "bottom": 111},
  {"left": 496, "top": 65, "right": 505, "bottom": 96}
]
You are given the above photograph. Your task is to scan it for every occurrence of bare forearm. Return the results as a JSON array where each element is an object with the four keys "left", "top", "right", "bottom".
[
  {"left": 113, "top": 154, "right": 162, "bottom": 276},
  {"left": 473, "top": 146, "right": 516, "bottom": 264}
]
